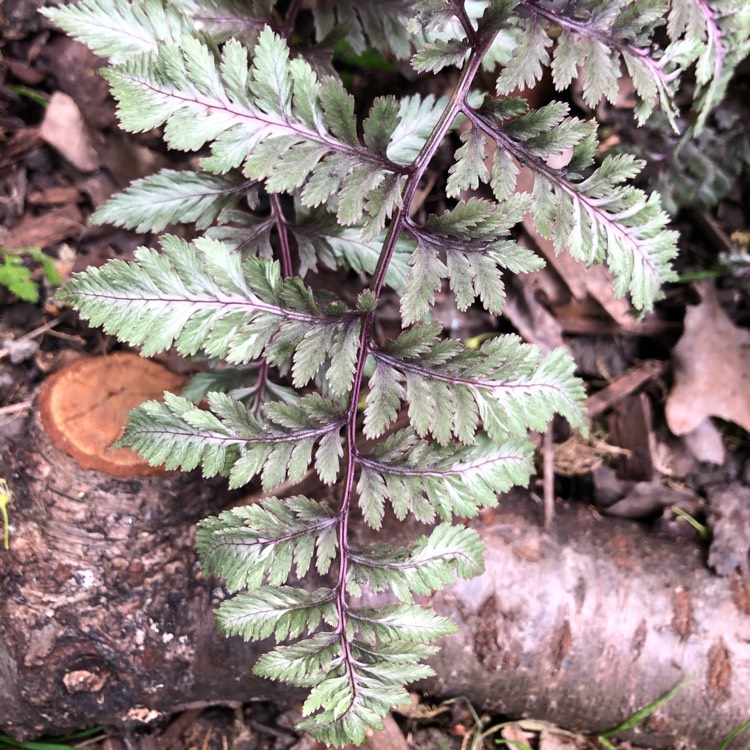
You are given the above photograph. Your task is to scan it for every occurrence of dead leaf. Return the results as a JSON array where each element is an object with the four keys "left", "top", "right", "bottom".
[
  {"left": 40, "top": 91, "right": 99, "bottom": 172},
  {"left": 593, "top": 464, "right": 630, "bottom": 507},
  {"left": 681, "top": 418, "right": 726, "bottom": 465},
  {"left": 707, "top": 484, "right": 750, "bottom": 576},
  {"left": 360, "top": 714, "right": 410, "bottom": 750},
  {"left": 504, "top": 274, "right": 565, "bottom": 353},
  {"left": 666, "top": 282, "right": 750, "bottom": 435},
  {"left": 0, "top": 126, "right": 42, "bottom": 170},
  {"left": 554, "top": 430, "right": 630, "bottom": 477},
  {"left": 608, "top": 392, "right": 655, "bottom": 481},
  {"left": 2, "top": 203, "right": 83, "bottom": 249},
  {"left": 27, "top": 185, "right": 81, "bottom": 206},
  {"left": 394, "top": 695, "right": 449, "bottom": 721}
]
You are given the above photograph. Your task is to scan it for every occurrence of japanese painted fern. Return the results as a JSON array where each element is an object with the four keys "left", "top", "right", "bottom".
[{"left": 45, "top": 0, "right": 745, "bottom": 745}]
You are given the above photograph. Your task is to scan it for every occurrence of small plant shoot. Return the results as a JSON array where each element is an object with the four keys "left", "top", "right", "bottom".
[{"left": 45, "top": 0, "right": 748, "bottom": 745}]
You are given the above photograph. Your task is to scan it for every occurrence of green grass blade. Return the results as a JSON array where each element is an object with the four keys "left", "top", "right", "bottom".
[
  {"left": 0, "top": 727, "right": 103, "bottom": 750},
  {"left": 599, "top": 674, "right": 694, "bottom": 739},
  {"left": 719, "top": 718, "right": 750, "bottom": 750}
]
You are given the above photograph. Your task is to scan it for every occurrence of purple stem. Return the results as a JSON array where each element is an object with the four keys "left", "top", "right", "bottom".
[
  {"left": 464, "top": 106, "right": 660, "bottom": 280},
  {"left": 519, "top": 0, "right": 674, "bottom": 87},
  {"left": 332, "top": 30, "right": 495, "bottom": 699},
  {"left": 280, "top": 0, "right": 303, "bottom": 39},
  {"left": 696, "top": 0, "right": 724, "bottom": 83},
  {"left": 256, "top": 187, "right": 294, "bottom": 414},
  {"left": 450, "top": 0, "right": 478, "bottom": 46},
  {"left": 270, "top": 192, "right": 294, "bottom": 278}
]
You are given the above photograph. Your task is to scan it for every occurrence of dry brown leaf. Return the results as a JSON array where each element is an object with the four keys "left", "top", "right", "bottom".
[
  {"left": 2, "top": 203, "right": 83, "bottom": 249},
  {"left": 27, "top": 186, "right": 81, "bottom": 206},
  {"left": 43, "top": 36, "right": 116, "bottom": 130},
  {"left": 360, "top": 714, "right": 410, "bottom": 750},
  {"left": 586, "top": 360, "right": 666, "bottom": 418},
  {"left": 603, "top": 481, "right": 696, "bottom": 519},
  {"left": 40, "top": 91, "right": 99, "bottom": 172},
  {"left": 666, "top": 282, "right": 750, "bottom": 435},
  {"left": 681, "top": 417, "right": 726, "bottom": 465},
  {"left": 554, "top": 430, "right": 630, "bottom": 477}
]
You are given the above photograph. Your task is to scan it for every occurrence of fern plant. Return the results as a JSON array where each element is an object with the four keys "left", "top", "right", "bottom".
[{"left": 42, "top": 0, "right": 746, "bottom": 745}]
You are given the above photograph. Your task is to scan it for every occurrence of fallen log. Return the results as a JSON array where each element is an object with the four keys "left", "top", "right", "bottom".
[{"left": 0, "top": 362, "right": 747, "bottom": 747}]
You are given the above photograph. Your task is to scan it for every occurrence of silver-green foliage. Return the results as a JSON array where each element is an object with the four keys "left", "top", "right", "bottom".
[{"left": 46, "top": 0, "right": 743, "bottom": 745}]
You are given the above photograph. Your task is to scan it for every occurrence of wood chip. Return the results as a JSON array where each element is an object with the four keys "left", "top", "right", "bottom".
[
  {"left": 607, "top": 392, "right": 655, "bottom": 481},
  {"left": 586, "top": 360, "right": 666, "bottom": 418}
]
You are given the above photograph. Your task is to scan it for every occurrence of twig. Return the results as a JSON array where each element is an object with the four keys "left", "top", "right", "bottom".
[
  {"left": 0, "top": 401, "right": 32, "bottom": 417},
  {"left": 0, "top": 315, "right": 64, "bottom": 361}
]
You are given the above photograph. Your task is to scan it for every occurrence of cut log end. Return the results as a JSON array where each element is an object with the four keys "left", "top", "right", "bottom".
[{"left": 37, "top": 352, "right": 185, "bottom": 476}]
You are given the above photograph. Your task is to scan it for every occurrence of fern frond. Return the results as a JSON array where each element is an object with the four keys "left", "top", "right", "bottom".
[
  {"left": 313, "top": 0, "right": 416, "bottom": 59},
  {"left": 204, "top": 211, "right": 275, "bottom": 262},
  {"left": 299, "top": 651, "right": 434, "bottom": 746},
  {"left": 401, "top": 197, "right": 541, "bottom": 323},
  {"left": 93, "top": 170, "right": 255, "bottom": 233},
  {"left": 290, "top": 207, "right": 412, "bottom": 288},
  {"left": 387, "top": 94, "right": 450, "bottom": 165},
  {"left": 349, "top": 602, "right": 457, "bottom": 644},
  {"left": 256, "top": 628, "right": 442, "bottom": 743},
  {"left": 254, "top": 632, "right": 342, "bottom": 686},
  {"left": 103, "top": 29, "right": 410, "bottom": 232},
  {"left": 674, "top": 0, "right": 750, "bottom": 133},
  {"left": 356, "top": 430, "right": 534, "bottom": 525},
  {"left": 57, "top": 236, "right": 362, "bottom": 387},
  {"left": 412, "top": 38, "right": 470, "bottom": 73},
  {"left": 171, "top": 0, "right": 277, "bottom": 43},
  {"left": 180, "top": 364, "right": 269, "bottom": 403},
  {"left": 41, "top": 0, "right": 195, "bottom": 63},
  {"left": 197, "top": 497, "right": 338, "bottom": 591},
  {"left": 217, "top": 584, "right": 452, "bottom": 747},
  {"left": 517, "top": 0, "right": 681, "bottom": 127},
  {"left": 464, "top": 104, "right": 678, "bottom": 311},
  {"left": 349, "top": 523, "right": 484, "bottom": 602},
  {"left": 48, "top": 1, "right": 695, "bottom": 745},
  {"left": 43, "top": 0, "right": 278, "bottom": 64},
  {"left": 119, "top": 391, "right": 346, "bottom": 489},
  {"left": 408, "top": 0, "right": 461, "bottom": 35},
  {"left": 367, "top": 325, "right": 585, "bottom": 445},
  {"left": 495, "top": 12, "right": 552, "bottom": 93},
  {"left": 217, "top": 586, "right": 337, "bottom": 641}
]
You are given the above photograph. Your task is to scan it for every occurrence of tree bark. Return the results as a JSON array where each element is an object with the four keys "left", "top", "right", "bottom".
[{"left": 1, "top": 412, "right": 748, "bottom": 748}]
